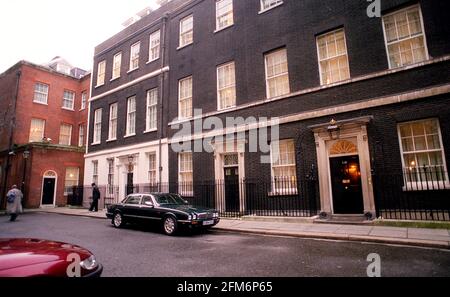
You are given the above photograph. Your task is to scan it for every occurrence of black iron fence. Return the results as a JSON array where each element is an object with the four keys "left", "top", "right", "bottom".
[{"left": 373, "top": 167, "right": 450, "bottom": 221}]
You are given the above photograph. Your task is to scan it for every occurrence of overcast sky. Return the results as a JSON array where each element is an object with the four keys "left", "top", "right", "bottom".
[{"left": 0, "top": 0, "right": 159, "bottom": 73}]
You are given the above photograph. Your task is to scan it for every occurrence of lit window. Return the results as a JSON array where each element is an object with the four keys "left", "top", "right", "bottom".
[
  {"left": 112, "top": 52, "right": 122, "bottom": 80},
  {"left": 62, "top": 90, "right": 75, "bottom": 110},
  {"left": 217, "top": 62, "right": 236, "bottom": 110},
  {"left": 382, "top": 5, "right": 428, "bottom": 68},
  {"left": 317, "top": 29, "right": 350, "bottom": 85},
  {"left": 93, "top": 109, "right": 102, "bottom": 144},
  {"left": 59, "top": 123, "right": 72, "bottom": 146},
  {"left": 260, "top": 0, "right": 283, "bottom": 12},
  {"left": 108, "top": 103, "right": 118, "bottom": 141},
  {"left": 149, "top": 30, "right": 161, "bottom": 62},
  {"left": 398, "top": 119, "right": 449, "bottom": 188},
  {"left": 33, "top": 83, "right": 49, "bottom": 104},
  {"left": 130, "top": 42, "right": 140, "bottom": 71},
  {"left": 265, "top": 48, "right": 290, "bottom": 98},
  {"left": 146, "top": 89, "right": 158, "bottom": 131},
  {"left": 179, "top": 152, "right": 193, "bottom": 196},
  {"left": 179, "top": 15, "right": 193, "bottom": 48},
  {"left": 97, "top": 60, "right": 106, "bottom": 86},
  {"left": 179, "top": 76, "right": 193, "bottom": 119},
  {"left": 126, "top": 96, "right": 136, "bottom": 136},
  {"left": 29, "top": 118, "right": 45, "bottom": 142},
  {"left": 64, "top": 167, "right": 79, "bottom": 195},
  {"left": 271, "top": 139, "right": 297, "bottom": 194},
  {"left": 216, "top": 0, "right": 234, "bottom": 31}
]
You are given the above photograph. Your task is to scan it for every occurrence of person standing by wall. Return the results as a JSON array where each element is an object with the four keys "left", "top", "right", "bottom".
[
  {"left": 89, "top": 183, "right": 100, "bottom": 212},
  {"left": 6, "top": 185, "right": 23, "bottom": 222}
]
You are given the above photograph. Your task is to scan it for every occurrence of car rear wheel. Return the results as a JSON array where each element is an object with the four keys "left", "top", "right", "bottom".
[
  {"left": 113, "top": 213, "right": 125, "bottom": 228},
  {"left": 162, "top": 216, "right": 178, "bottom": 236}
]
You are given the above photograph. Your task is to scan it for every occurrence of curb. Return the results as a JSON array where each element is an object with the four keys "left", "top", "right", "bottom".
[
  {"left": 214, "top": 227, "right": 450, "bottom": 250},
  {"left": 29, "top": 210, "right": 107, "bottom": 220}
]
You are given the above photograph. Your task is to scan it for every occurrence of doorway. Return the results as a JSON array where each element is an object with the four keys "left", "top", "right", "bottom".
[
  {"left": 41, "top": 171, "right": 57, "bottom": 206},
  {"left": 225, "top": 166, "right": 240, "bottom": 212},
  {"left": 330, "top": 155, "right": 364, "bottom": 214}
]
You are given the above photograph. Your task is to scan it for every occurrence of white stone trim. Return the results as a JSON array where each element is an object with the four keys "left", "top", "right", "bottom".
[{"left": 85, "top": 138, "right": 168, "bottom": 158}]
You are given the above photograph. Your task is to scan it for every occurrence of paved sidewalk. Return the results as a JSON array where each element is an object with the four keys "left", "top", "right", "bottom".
[{"left": 21, "top": 208, "right": 450, "bottom": 249}]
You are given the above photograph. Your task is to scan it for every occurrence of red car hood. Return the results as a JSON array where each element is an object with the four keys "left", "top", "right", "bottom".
[{"left": 0, "top": 238, "right": 92, "bottom": 271}]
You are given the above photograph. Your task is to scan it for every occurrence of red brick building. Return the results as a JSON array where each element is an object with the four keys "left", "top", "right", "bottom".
[{"left": 0, "top": 59, "right": 90, "bottom": 208}]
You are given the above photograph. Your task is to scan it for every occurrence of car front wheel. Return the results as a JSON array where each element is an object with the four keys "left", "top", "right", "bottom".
[
  {"left": 113, "top": 212, "right": 125, "bottom": 228},
  {"left": 162, "top": 216, "right": 178, "bottom": 236}
]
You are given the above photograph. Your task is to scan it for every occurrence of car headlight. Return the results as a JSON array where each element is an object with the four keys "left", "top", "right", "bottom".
[
  {"left": 80, "top": 255, "right": 98, "bottom": 271},
  {"left": 192, "top": 214, "right": 198, "bottom": 220},
  {"left": 213, "top": 212, "right": 219, "bottom": 218},
  {"left": 187, "top": 214, "right": 192, "bottom": 220}
]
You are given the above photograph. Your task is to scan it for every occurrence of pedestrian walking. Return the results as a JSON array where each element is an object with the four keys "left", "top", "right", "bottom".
[
  {"left": 89, "top": 183, "right": 100, "bottom": 212},
  {"left": 6, "top": 185, "right": 23, "bottom": 222}
]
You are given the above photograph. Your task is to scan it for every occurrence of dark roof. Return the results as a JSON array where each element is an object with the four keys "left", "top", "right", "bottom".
[{"left": 94, "top": 0, "right": 192, "bottom": 56}]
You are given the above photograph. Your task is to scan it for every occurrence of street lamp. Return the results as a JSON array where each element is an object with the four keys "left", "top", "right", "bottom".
[
  {"left": 22, "top": 150, "right": 30, "bottom": 206},
  {"left": 327, "top": 119, "right": 341, "bottom": 140}
]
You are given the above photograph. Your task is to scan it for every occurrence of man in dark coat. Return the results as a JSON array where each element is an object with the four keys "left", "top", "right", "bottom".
[{"left": 89, "top": 183, "right": 100, "bottom": 212}]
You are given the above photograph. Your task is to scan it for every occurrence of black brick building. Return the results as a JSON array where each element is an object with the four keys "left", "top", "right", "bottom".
[{"left": 86, "top": 0, "right": 450, "bottom": 221}]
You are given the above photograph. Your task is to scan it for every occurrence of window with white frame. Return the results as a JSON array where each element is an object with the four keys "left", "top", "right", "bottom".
[
  {"left": 265, "top": 48, "right": 290, "bottom": 98},
  {"left": 108, "top": 103, "right": 118, "bottom": 141},
  {"left": 148, "top": 153, "right": 157, "bottom": 185},
  {"left": 398, "top": 119, "right": 449, "bottom": 187},
  {"left": 179, "top": 76, "right": 193, "bottom": 119},
  {"left": 149, "top": 30, "right": 161, "bottom": 62},
  {"left": 261, "top": 0, "right": 283, "bottom": 12},
  {"left": 97, "top": 60, "right": 106, "bottom": 86},
  {"left": 317, "top": 29, "right": 350, "bottom": 85},
  {"left": 78, "top": 124, "right": 85, "bottom": 147},
  {"left": 179, "top": 15, "right": 193, "bottom": 48},
  {"left": 216, "top": 0, "right": 234, "bottom": 31},
  {"left": 126, "top": 96, "right": 136, "bottom": 136},
  {"left": 112, "top": 52, "right": 122, "bottom": 80},
  {"left": 382, "top": 5, "right": 428, "bottom": 69},
  {"left": 81, "top": 91, "right": 87, "bottom": 110},
  {"left": 217, "top": 62, "right": 236, "bottom": 110},
  {"left": 93, "top": 109, "right": 102, "bottom": 144},
  {"left": 33, "top": 83, "right": 49, "bottom": 104},
  {"left": 29, "top": 118, "right": 45, "bottom": 142},
  {"left": 146, "top": 89, "right": 158, "bottom": 131},
  {"left": 59, "top": 123, "right": 72, "bottom": 146},
  {"left": 271, "top": 139, "right": 297, "bottom": 193},
  {"left": 107, "top": 158, "right": 115, "bottom": 195},
  {"left": 64, "top": 167, "right": 79, "bottom": 196},
  {"left": 179, "top": 152, "right": 193, "bottom": 196},
  {"left": 62, "top": 90, "right": 75, "bottom": 110},
  {"left": 92, "top": 161, "right": 98, "bottom": 185},
  {"left": 129, "top": 42, "right": 140, "bottom": 71}
]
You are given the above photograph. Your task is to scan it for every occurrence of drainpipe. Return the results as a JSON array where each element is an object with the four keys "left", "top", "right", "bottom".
[
  {"left": 1, "top": 69, "right": 21, "bottom": 209},
  {"left": 158, "top": 14, "right": 169, "bottom": 192}
]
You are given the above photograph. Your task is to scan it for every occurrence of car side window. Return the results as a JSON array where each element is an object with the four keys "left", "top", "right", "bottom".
[
  {"left": 125, "top": 195, "right": 141, "bottom": 205},
  {"left": 142, "top": 196, "right": 154, "bottom": 206}
]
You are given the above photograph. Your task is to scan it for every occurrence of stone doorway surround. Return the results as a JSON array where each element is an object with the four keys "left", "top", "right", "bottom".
[
  {"left": 211, "top": 138, "right": 246, "bottom": 214},
  {"left": 309, "top": 116, "right": 376, "bottom": 218}
]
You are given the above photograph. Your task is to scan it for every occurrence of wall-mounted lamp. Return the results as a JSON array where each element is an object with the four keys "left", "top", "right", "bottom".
[
  {"left": 127, "top": 155, "right": 134, "bottom": 173},
  {"left": 327, "top": 119, "right": 341, "bottom": 140}
]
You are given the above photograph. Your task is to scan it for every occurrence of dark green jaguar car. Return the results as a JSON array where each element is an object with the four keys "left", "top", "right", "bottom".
[{"left": 106, "top": 193, "right": 220, "bottom": 235}]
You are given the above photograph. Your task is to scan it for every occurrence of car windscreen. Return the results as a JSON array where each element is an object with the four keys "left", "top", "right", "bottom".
[{"left": 154, "top": 194, "right": 188, "bottom": 205}]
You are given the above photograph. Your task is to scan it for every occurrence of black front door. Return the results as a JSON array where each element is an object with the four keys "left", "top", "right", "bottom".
[
  {"left": 126, "top": 173, "right": 134, "bottom": 196},
  {"left": 42, "top": 178, "right": 56, "bottom": 205},
  {"left": 225, "top": 167, "right": 240, "bottom": 212},
  {"left": 330, "top": 156, "right": 364, "bottom": 214}
]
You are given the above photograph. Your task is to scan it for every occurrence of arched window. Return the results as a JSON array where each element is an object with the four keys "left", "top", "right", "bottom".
[{"left": 330, "top": 140, "right": 358, "bottom": 156}]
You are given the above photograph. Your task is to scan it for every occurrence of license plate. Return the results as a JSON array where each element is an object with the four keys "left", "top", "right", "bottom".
[{"left": 203, "top": 220, "right": 214, "bottom": 226}]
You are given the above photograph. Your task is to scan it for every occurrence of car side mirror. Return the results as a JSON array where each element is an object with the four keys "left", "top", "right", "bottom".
[{"left": 144, "top": 201, "right": 154, "bottom": 207}]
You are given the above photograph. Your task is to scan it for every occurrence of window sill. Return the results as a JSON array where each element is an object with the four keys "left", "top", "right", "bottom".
[
  {"left": 79, "top": 108, "right": 86, "bottom": 111},
  {"left": 124, "top": 133, "right": 136, "bottom": 139},
  {"left": 144, "top": 129, "right": 157, "bottom": 134},
  {"left": 110, "top": 76, "right": 120, "bottom": 82},
  {"left": 177, "top": 42, "right": 193, "bottom": 51},
  {"left": 127, "top": 68, "right": 139, "bottom": 74},
  {"left": 258, "top": 2, "right": 284, "bottom": 15},
  {"left": 91, "top": 142, "right": 101, "bottom": 146},
  {"left": 106, "top": 138, "right": 117, "bottom": 143},
  {"left": 33, "top": 101, "right": 48, "bottom": 106},
  {"left": 268, "top": 190, "right": 298, "bottom": 197},
  {"left": 62, "top": 107, "right": 75, "bottom": 112},
  {"left": 214, "top": 24, "right": 234, "bottom": 34},
  {"left": 218, "top": 105, "right": 237, "bottom": 112},
  {"left": 95, "top": 83, "right": 104, "bottom": 89},
  {"left": 402, "top": 182, "right": 450, "bottom": 191},
  {"left": 146, "top": 58, "right": 160, "bottom": 65}
]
